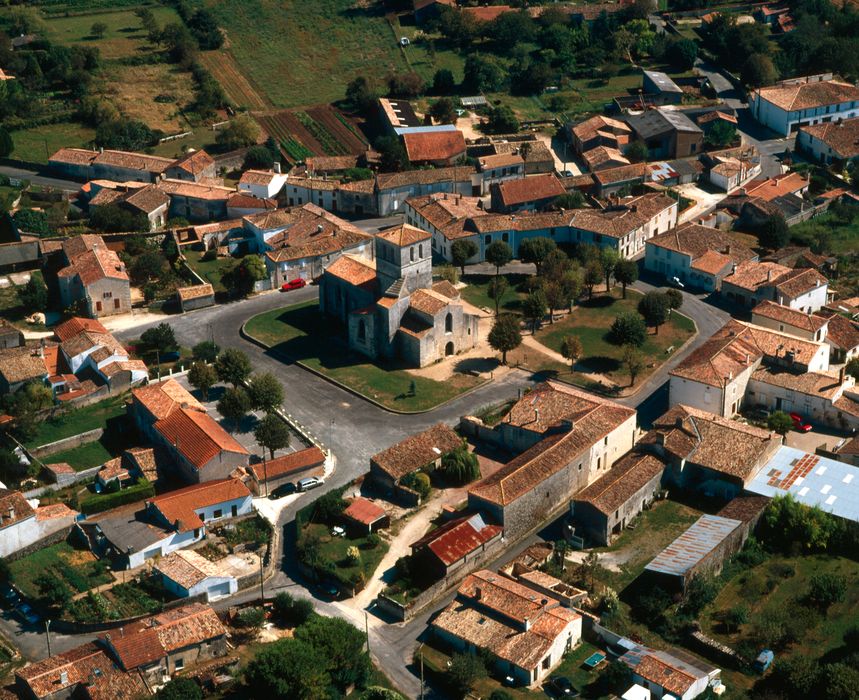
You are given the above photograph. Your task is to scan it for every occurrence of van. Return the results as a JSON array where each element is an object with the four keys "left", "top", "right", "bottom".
[{"left": 297, "top": 476, "right": 323, "bottom": 492}]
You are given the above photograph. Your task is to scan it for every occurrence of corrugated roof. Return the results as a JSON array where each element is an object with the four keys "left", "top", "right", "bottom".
[{"left": 645, "top": 514, "right": 742, "bottom": 577}]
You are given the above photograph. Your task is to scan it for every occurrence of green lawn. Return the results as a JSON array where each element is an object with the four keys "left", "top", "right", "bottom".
[
  {"left": 25, "top": 393, "right": 129, "bottom": 449},
  {"left": 207, "top": 0, "right": 409, "bottom": 108},
  {"left": 9, "top": 542, "right": 112, "bottom": 600},
  {"left": 533, "top": 289, "right": 696, "bottom": 391},
  {"left": 45, "top": 441, "right": 114, "bottom": 471},
  {"left": 0, "top": 271, "right": 47, "bottom": 330},
  {"left": 11, "top": 122, "right": 97, "bottom": 164},
  {"left": 184, "top": 250, "right": 237, "bottom": 294},
  {"left": 245, "top": 301, "right": 484, "bottom": 412},
  {"left": 460, "top": 273, "right": 529, "bottom": 314},
  {"left": 304, "top": 522, "right": 389, "bottom": 592}
]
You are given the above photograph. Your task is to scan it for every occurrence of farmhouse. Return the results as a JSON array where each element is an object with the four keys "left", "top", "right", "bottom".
[
  {"left": 582, "top": 145, "right": 630, "bottom": 172},
  {"left": 750, "top": 300, "right": 828, "bottom": 341},
  {"left": 467, "top": 382, "right": 637, "bottom": 538},
  {"left": 721, "top": 261, "right": 829, "bottom": 312},
  {"left": 477, "top": 153, "right": 525, "bottom": 193},
  {"left": 410, "top": 512, "right": 503, "bottom": 579},
  {"left": 49, "top": 148, "right": 174, "bottom": 183},
  {"left": 376, "top": 166, "right": 476, "bottom": 215},
  {"left": 644, "top": 223, "right": 758, "bottom": 292},
  {"left": 320, "top": 224, "right": 479, "bottom": 367},
  {"left": 749, "top": 75, "right": 859, "bottom": 136},
  {"left": 627, "top": 108, "right": 703, "bottom": 159},
  {"left": 490, "top": 173, "right": 566, "bottom": 213},
  {"left": 818, "top": 308, "right": 859, "bottom": 363},
  {"left": 570, "top": 114, "right": 632, "bottom": 154},
  {"left": 157, "top": 179, "right": 234, "bottom": 222},
  {"left": 164, "top": 149, "right": 216, "bottom": 182},
  {"left": 402, "top": 129, "right": 467, "bottom": 166},
  {"left": 592, "top": 163, "right": 649, "bottom": 196},
  {"left": 0, "top": 489, "right": 78, "bottom": 558},
  {"left": 797, "top": 116, "right": 859, "bottom": 164},
  {"left": 0, "top": 344, "right": 49, "bottom": 394},
  {"left": 56, "top": 234, "right": 131, "bottom": 318},
  {"left": 431, "top": 569, "right": 582, "bottom": 687},
  {"left": 369, "top": 422, "right": 462, "bottom": 494},
  {"left": 240, "top": 167, "right": 288, "bottom": 199}
]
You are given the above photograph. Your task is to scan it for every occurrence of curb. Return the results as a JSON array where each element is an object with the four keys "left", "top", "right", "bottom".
[{"left": 240, "top": 318, "right": 492, "bottom": 415}]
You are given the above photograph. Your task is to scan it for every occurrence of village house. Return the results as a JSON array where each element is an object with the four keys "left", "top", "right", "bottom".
[
  {"left": 644, "top": 223, "right": 758, "bottom": 292},
  {"left": 720, "top": 260, "right": 829, "bottom": 312},
  {"left": 749, "top": 75, "right": 859, "bottom": 136},
  {"left": 320, "top": 224, "right": 479, "bottom": 367},
  {"left": 56, "top": 234, "right": 131, "bottom": 318},
  {"left": 239, "top": 167, "right": 288, "bottom": 199},
  {"left": 592, "top": 163, "right": 649, "bottom": 197},
  {"left": 248, "top": 445, "right": 326, "bottom": 496},
  {"left": 369, "top": 422, "right": 462, "bottom": 496},
  {"left": 226, "top": 192, "right": 277, "bottom": 219},
  {"left": 465, "top": 382, "right": 637, "bottom": 538},
  {"left": 402, "top": 129, "right": 467, "bottom": 166},
  {"left": 129, "top": 379, "right": 249, "bottom": 483},
  {"left": 410, "top": 512, "right": 503, "bottom": 579},
  {"left": 570, "top": 115, "right": 633, "bottom": 155},
  {"left": 163, "top": 149, "right": 216, "bottom": 182},
  {"left": 0, "top": 343, "right": 49, "bottom": 394},
  {"left": 49, "top": 148, "right": 174, "bottom": 183},
  {"left": 702, "top": 145, "right": 761, "bottom": 191},
  {"left": 627, "top": 108, "right": 704, "bottom": 159},
  {"left": 797, "top": 116, "right": 859, "bottom": 164},
  {"left": 739, "top": 171, "right": 809, "bottom": 203},
  {"left": 476, "top": 153, "right": 525, "bottom": 194},
  {"left": 77, "top": 478, "right": 253, "bottom": 569},
  {"left": 642, "top": 70, "right": 685, "bottom": 104},
  {"left": 155, "top": 549, "right": 238, "bottom": 602},
  {"left": 431, "top": 569, "right": 582, "bottom": 687},
  {"left": 0, "top": 489, "right": 78, "bottom": 558},
  {"left": 818, "top": 308, "right": 859, "bottom": 363},
  {"left": 0, "top": 318, "right": 23, "bottom": 349},
  {"left": 376, "top": 166, "right": 476, "bottom": 215},
  {"left": 619, "top": 645, "right": 720, "bottom": 700},
  {"left": 582, "top": 145, "right": 631, "bottom": 172},
  {"left": 487, "top": 138, "right": 555, "bottom": 174},
  {"left": 750, "top": 300, "right": 829, "bottom": 342},
  {"left": 246, "top": 204, "right": 373, "bottom": 287},
  {"left": 490, "top": 173, "right": 566, "bottom": 213},
  {"left": 157, "top": 178, "right": 234, "bottom": 222},
  {"left": 87, "top": 183, "right": 170, "bottom": 231},
  {"left": 570, "top": 451, "right": 667, "bottom": 546}
]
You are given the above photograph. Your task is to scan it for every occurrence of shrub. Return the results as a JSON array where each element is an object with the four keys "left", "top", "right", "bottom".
[
  {"left": 80, "top": 479, "right": 154, "bottom": 515},
  {"left": 808, "top": 572, "right": 847, "bottom": 609},
  {"left": 403, "top": 472, "right": 431, "bottom": 500},
  {"left": 236, "top": 606, "right": 266, "bottom": 629},
  {"left": 608, "top": 312, "right": 647, "bottom": 346}
]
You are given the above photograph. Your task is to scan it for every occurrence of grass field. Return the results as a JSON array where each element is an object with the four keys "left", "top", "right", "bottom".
[
  {"left": 207, "top": 0, "right": 408, "bottom": 108},
  {"left": 184, "top": 250, "right": 237, "bottom": 293},
  {"left": 104, "top": 63, "right": 196, "bottom": 132},
  {"left": 304, "top": 522, "right": 389, "bottom": 591},
  {"left": 9, "top": 542, "right": 112, "bottom": 600},
  {"left": 11, "top": 123, "right": 97, "bottom": 164},
  {"left": 45, "top": 441, "right": 114, "bottom": 471},
  {"left": 245, "top": 301, "right": 484, "bottom": 411},
  {"left": 533, "top": 289, "right": 696, "bottom": 390},
  {"left": 25, "top": 393, "right": 129, "bottom": 449},
  {"left": 460, "top": 273, "right": 529, "bottom": 313}
]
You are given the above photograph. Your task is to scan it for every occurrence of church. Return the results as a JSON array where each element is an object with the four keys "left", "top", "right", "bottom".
[{"left": 320, "top": 223, "right": 479, "bottom": 368}]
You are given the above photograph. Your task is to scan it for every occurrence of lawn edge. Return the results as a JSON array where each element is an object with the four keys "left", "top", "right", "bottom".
[{"left": 240, "top": 313, "right": 490, "bottom": 415}]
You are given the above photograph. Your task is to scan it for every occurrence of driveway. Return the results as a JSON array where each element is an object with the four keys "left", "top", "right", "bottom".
[{"left": 675, "top": 183, "right": 726, "bottom": 224}]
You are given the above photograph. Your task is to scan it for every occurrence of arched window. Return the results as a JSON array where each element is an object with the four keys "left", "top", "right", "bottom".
[
  {"left": 357, "top": 319, "right": 366, "bottom": 342},
  {"left": 419, "top": 244, "right": 424, "bottom": 258},
  {"left": 445, "top": 312, "right": 453, "bottom": 333},
  {"left": 410, "top": 247, "right": 415, "bottom": 262}
]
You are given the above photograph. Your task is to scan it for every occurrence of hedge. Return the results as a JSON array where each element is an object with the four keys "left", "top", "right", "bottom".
[{"left": 80, "top": 478, "right": 154, "bottom": 515}]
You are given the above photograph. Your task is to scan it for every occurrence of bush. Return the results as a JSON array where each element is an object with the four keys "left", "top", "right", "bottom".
[
  {"left": 403, "top": 472, "right": 431, "bottom": 500},
  {"left": 608, "top": 312, "right": 647, "bottom": 346},
  {"left": 808, "top": 572, "right": 847, "bottom": 609},
  {"left": 80, "top": 479, "right": 155, "bottom": 515},
  {"left": 156, "top": 678, "right": 202, "bottom": 700},
  {"left": 447, "top": 653, "right": 486, "bottom": 696},
  {"left": 236, "top": 606, "right": 266, "bottom": 629},
  {"left": 767, "top": 410, "right": 794, "bottom": 435},
  {"left": 273, "top": 592, "right": 315, "bottom": 626}
]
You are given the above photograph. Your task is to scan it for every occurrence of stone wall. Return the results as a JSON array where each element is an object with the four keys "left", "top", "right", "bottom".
[
  {"left": 4, "top": 525, "right": 72, "bottom": 563},
  {"left": 31, "top": 428, "right": 103, "bottom": 458}
]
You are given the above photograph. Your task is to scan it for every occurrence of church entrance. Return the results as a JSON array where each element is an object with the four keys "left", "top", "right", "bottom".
[{"left": 445, "top": 341, "right": 454, "bottom": 356}]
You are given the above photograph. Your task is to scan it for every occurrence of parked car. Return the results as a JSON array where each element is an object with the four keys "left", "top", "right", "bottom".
[
  {"left": 546, "top": 676, "right": 580, "bottom": 697},
  {"left": 1, "top": 584, "right": 19, "bottom": 607},
  {"left": 318, "top": 581, "right": 340, "bottom": 598},
  {"left": 670, "top": 276, "right": 685, "bottom": 289},
  {"left": 268, "top": 482, "right": 296, "bottom": 499},
  {"left": 15, "top": 603, "right": 39, "bottom": 625},
  {"left": 297, "top": 476, "right": 323, "bottom": 492},
  {"left": 281, "top": 278, "right": 307, "bottom": 292},
  {"left": 789, "top": 412, "right": 813, "bottom": 432},
  {"left": 753, "top": 649, "right": 774, "bottom": 674},
  {"left": 160, "top": 350, "right": 181, "bottom": 362}
]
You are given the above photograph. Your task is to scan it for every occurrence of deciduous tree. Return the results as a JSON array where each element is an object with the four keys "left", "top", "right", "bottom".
[
  {"left": 519, "top": 237, "right": 556, "bottom": 275},
  {"left": 451, "top": 239, "right": 478, "bottom": 275},
  {"left": 188, "top": 362, "right": 217, "bottom": 400},
  {"left": 441, "top": 445, "right": 480, "bottom": 485},
  {"left": 254, "top": 413, "right": 291, "bottom": 459},
  {"left": 244, "top": 638, "right": 331, "bottom": 699},
  {"left": 637, "top": 291, "right": 671, "bottom": 334},
  {"left": 609, "top": 312, "right": 647, "bottom": 347},
  {"left": 217, "top": 387, "right": 251, "bottom": 433},
  {"left": 584, "top": 260, "right": 603, "bottom": 299},
  {"left": 614, "top": 259, "right": 638, "bottom": 299},
  {"left": 522, "top": 289, "right": 547, "bottom": 333},
  {"left": 215, "top": 348, "right": 252, "bottom": 387},
  {"left": 561, "top": 336, "right": 583, "bottom": 373},
  {"left": 18, "top": 275, "right": 48, "bottom": 311},
  {"left": 248, "top": 372, "right": 284, "bottom": 413},
  {"left": 622, "top": 344, "right": 646, "bottom": 386},
  {"left": 486, "top": 240, "right": 513, "bottom": 275},
  {"left": 488, "top": 314, "right": 522, "bottom": 364}
]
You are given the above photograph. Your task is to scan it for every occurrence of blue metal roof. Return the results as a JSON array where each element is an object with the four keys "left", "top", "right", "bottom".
[
  {"left": 746, "top": 445, "right": 859, "bottom": 523},
  {"left": 645, "top": 514, "right": 742, "bottom": 577}
]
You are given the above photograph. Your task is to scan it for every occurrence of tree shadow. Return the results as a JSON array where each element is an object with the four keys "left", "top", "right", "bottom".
[
  {"left": 578, "top": 295, "right": 616, "bottom": 310},
  {"left": 454, "top": 357, "right": 500, "bottom": 374},
  {"left": 579, "top": 356, "right": 621, "bottom": 373}
]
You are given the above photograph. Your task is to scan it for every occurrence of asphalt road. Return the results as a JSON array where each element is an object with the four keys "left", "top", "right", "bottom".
[{"left": 0, "top": 164, "right": 81, "bottom": 192}]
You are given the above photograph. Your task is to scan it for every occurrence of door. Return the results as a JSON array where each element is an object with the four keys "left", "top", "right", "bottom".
[{"left": 206, "top": 581, "right": 232, "bottom": 601}]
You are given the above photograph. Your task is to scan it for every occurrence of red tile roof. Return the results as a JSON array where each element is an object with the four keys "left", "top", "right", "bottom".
[
  {"left": 148, "top": 478, "right": 251, "bottom": 531},
  {"left": 402, "top": 130, "right": 467, "bottom": 163},
  {"left": 371, "top": 423, "right": 462, "bottom": 481},
  {"left": 250, "top": 445, "right": 326, "bottom": 481},
  {"left": 343, "top": 497, "right": 387, "bottom": 526},
  {"left": 132, "top": 378, "right": 204, "bottom": 421},
  {"left": 412, "top": 512, "right": 502, "bottom": 566},
  {"left": 53, "top": 316, "right": 109, "bottom": 342},
  {"left": 154, "top": 407, "right": 248, "bottom": 470},
  {"left": 0, "top": 489, "right": 36, "bottom": 528},
  {"left": 494, "top": 174, "right": 566, "bottom": 207}
]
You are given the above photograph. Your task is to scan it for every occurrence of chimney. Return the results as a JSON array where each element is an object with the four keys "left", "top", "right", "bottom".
[
  {"left": 474, "top": 586, "right": 482, "bottom": 600},
  {"left": 725, "top": 244, "right": 731, "bottom": 255},
  {"left": 656, "top": 432, "right": 665, "bottom": 446},
  {"left": 60, "top": 671, "right": 68, "bottom": 685},
  {"left": 316, "top": 224, "right": 324, "bottom": 233},
  {"left": 840, "top": 366, "right": 846, "bottom": 384},
  {"left": 7, "top": 506, "right": 14, "bottom": 521},
  {"left": 273, "top": 162, "right": 281, "bottom": 174}
]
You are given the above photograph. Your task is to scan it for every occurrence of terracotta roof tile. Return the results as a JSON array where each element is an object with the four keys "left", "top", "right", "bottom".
[
  {"left": 403, "top": 130, "right": 466, "bottom": 162},
  {"left": 376, "top": 165, "right": 475, "bottom": 190},
  {"left": 572, "top": 115, "right": 631, "bottom": 144},
  {"left": 574, "top": 452, "right": 666, "bottom": 515},
  {"left": 155, "top": 549, "right": 223, "bottom": 589},
  {"left": 324, "top": 254, "right": 377, "bottom": 289},
  {"left": 149, "top": 479, "right": 250, "bottom": 531},
  {"left": 54, "top": 316, "right": 108, "bottom": 342},
  {"left": 755, "top": 79, "right": 859, "bottom": 112},
  {"left": 49, "top": 148, "right": 98, "bottom": 166},
  {"left": 94, "top": 150, "right": 174, "bottom": 173},
  {"left": 411, "top": 512, "right": 502, "bottom": 566},
  {"left": 648, "top": 222, "right": 756, "bottom": 264},
  {"left": 132, "top": 378, "right": 204, "bottom": 420},
  {"left": 343, "top": 497, "right": 387, "bottom": 526},
  {"left": 177, "top": 283, "right": 214, "bottom": 301},
  {"left": 157, "top": 179, "right": 234, "bottom": 201},
  {"left": 569, "top": 192, "right": 675, "bottom": 239},
  {"left": 0, "top": 346, "right": 48, "bottom": 385},
  {"left": 634, "top": 654, "right": 698, "bottom": 696},
  {"left": 250, "top": 446, "right": 325, "bottom": 481},
  {"left": 372, "top": 423, "right": 462, "bottom": 481},
  {"left": 0, "top": 489, "right": 36, "bottom": 528},
  {"left": 743, "top": 172, "right": 808, "bottom": 201},
  {"left": 818, "top": 310, "right": 859, "bottom": 350},
  {"left": 494, "top": 174, "right": 565, "bottom": 207},
  {"left": 409, "top": 288, "right": 451, "bottom": 316},
  {"left": 376, "top": 223, "right": 431, "bottom": 247},
  {"left": 154, "top": 408, "right": 248, "bottom": 470},
  {"left": 171, "top": 149, "right": 214, "bottom": 175},
  {"left": 260, "top": 205, "right": 372, "bottom": 263},
  {"left": 752, "top": 366, "right": 845, "bottom": 399},
  {"left": 478, "top": 153, "right": 524, "bottom": 170},
  {"left": 239, "top": 169, "right": 280, "bottom": 186},
  {"left": 752, "top": 300, "right": 828, "bottom": 332},
  {"left": 462, "top": 4, "right": 513, "bottom": 21}
]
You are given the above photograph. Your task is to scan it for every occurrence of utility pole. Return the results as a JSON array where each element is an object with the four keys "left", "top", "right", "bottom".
[
  {"left": 419, "top": 643, "right": 425, "bottom": 700},
  {"left": 262, "top": 453, "right": 269, "bottom": 498},
  {"left": 364, "top": 610, "right": 370, "bottom": 655},
  {"left": 259, "top": 554, "right": 265, "bottom": 603},
  {"left": 45, "top": 619, "right": 52, "bottom": 657}
]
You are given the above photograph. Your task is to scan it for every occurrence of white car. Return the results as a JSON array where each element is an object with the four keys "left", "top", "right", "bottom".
[
  {"left": 671, "top": 276, "right": 685, "bottom": 289},
  {"left": 399, "top": 37, "right": 410, "bottom": 46}
]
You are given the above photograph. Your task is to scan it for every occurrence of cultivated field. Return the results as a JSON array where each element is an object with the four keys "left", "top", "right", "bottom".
[
  {"left": 199, "top": 50, "right": 270, "bottom": 111},
  {"left": 207, "top": 0, "right": 408, "bottom": 108},
  {"left": 257, "top": 105, "right": 368, "bottom": 163}
]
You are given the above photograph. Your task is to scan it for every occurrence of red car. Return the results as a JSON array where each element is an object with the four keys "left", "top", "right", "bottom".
[
  {"left": 281, "top": 278, "right": 307, "bottom": 291},
  {"left": 790, "top": 412, "right": 812, "bottom": 432}
]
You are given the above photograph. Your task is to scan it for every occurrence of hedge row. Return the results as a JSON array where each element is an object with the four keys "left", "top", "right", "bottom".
[{"left": 80, "top": 478, "right": 154, "bottom": 515}]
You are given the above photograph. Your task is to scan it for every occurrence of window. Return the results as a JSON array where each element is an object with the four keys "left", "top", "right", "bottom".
[
  {"left": 174, "top": 658, "right": 184, "bottom": 671},
  {"left": 485, "top": 235, "right": 491, "bottom": 245},
  {"left": 502, "top": 232, "right": 509, "bottom": 243},
  {"left": 193, "top": 528, "right": 200, "bottom": 538},
  {"left": 231, "top": 505, "right": 238, "bottom": 517},
  {"left": 103, "top": 291, "right": 112, "bottom": 299},
  {"left": 445, "top": 312, "right": 453, "bottom": 333},
  {"left": 410, "top": 247, "right": 415, "bottom": 262},
  {"left": 213, "top": 509, "right": 223, "bottom": 519},
  {"left": 114, "top": 298, "right": 120, "bottom": 309},
  {"left": 95, "top": 301, "right": 102, "bottom": 312},
  {"left": 419, "top": 244, "right": 423, "bottom": 258}
]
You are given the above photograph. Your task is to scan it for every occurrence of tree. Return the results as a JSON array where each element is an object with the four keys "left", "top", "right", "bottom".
[
  {"left": 404, "top": 471, "right": 431, "bottom": 500},
  {"left": 140, "top": 323, "right": 178, "bottom": 355},
  {"left": 18, "top": 275, "right": 48, "bottom": 312},
  {"left": 759, "top": 214, "right": 790, "bottom": 249},
  {"left": 313, "top": 490, "right": 347, "bottom": 524},
  {"left": 441, "top": 445, "right": 480, "bottom": 485},
  {"left": 847, "top": 357, "right": 859, "bottom": 381},
  {"left": 667, "top": 38, "right": 698, "bottom": 70},
  {"left": 192, "top": 341, "right": 220, "bottom": 363},
  {"left": 486, "top": 104, "right": 519, "bottom": 134},
  {"left": 767, "top": 410, "right": 794, "bottom": 435},
  {"left": 375, "top": 135, "right": 409, "bottom": 172},
  {"left": 561, "top": 336, "right": 583, "bottom": 373},
  {"left": 488, "top": 314, "right": 522, "bottom": 364},
  {"left": 822, "top": 663, "right": 859, "bottom": 700},
  {"left": 705, "top": 120, "right": 737, "bottom": 149},
  {"left": 243, "top": 145, "right": 274, "bottom": 170},
  {"left": 543, "top": 280, "right": 569, "bottom": 323},
  {"left": 614, "top": 259, "right": 638, "bottom": 299},
  {"left": 599, "top": 248, "right": 618, "bottom": 293},
  {"left": 463, "top": 54, "right": 506, "bottom": 93},
  {"left": 429, "top": 97, "right": 457, "bottom": 124},
  {"left": 362, "top": 689, "right": 407, "bottom": 700},
  {"left": 488, "top": 275, "right": 508, "bottom": 315},
  {"left": 451, "top": 239, "right": 478, "bottom": 275},
  {"left": 722, "top": 604, "right": 749, "bottom": 633},
  {"left": 625, "top": 140, "right": 649, "bottom": 163},
  {"left": 188, "top": 362, "right": 217, "bottom": 400},
  {"left": 96, "top": 120, "right": 156, "bottom": 151},
  {"left": 742, "top": 53, "right": 777, "bottom": 88},
  {"left": 0, "top": 127, "right": 12, "bottom": 159},
  {"left": 522, "top": 290, "right": 547, "bottom": 333},
  {"left": 555, "top": 191, "right": 586, "bottom": 209},
  {"left": 130, "top": 250, "right": 166, "bottom": 285},
  {"left": 215, "top": 348, "right": 252, "bottom": 387},
  {"left": 90, "top": 22, "right": 108, "bottom": 39},
  {"left": 217, "top": 387, "right": 251, "bottom": 432},
  {"left": 0, "top": 448, "right": 23, "bottom": 484},
  {"left": 808, "top": 572, "right": 847, "bottom": 609},
  {"left": 637, "top": 291, "right": 671, "bottom": 334},
  {"left": 447, "top": 653, "right": 486, "bottom": 697},
  {"left": 223, "top": 255, "right": 266, "bottom": 298},
  {"left": 609, "top": 312, "right": 647, "bottom": 347},
  {"left": 387, "top": 71, "right": 425, "bottom": 98},
  {"left": 486, "top": 241, "right": 513, "bottom": 276},
  {"left": 489, "top": 690, "right": 514, "bottom": 700},
  {"left": 244, "top": 638, "right": 331, "bottom": 699},
  {"left": 216, "top": 115, "right": 260, "bottom": 150},
  {"left": 346, "top": 545, "right": 361, "bottom": 565},
  {"left": 519, "top": 237, "right": 557, "bottom": 275},
  {"left": 248, "top": 372, "right": 284, "bottom": 413},
  {"left": 622, "top": 344, "right": 646, "bottom": 386},
  {"left": 598, "top": 661, "right": 633, "bottom": 696},
  {"left": 155, "top": 678, "right": 201, "bottom": 700},
  {"left": 12, "top": 209, "right": 50, "bottom": 235},
  {"left": 584, "top": 260, "right": 603, "bottom": 299},
  {"left": 36, "top": 571, "right": 72, "bottom": 609},
  {"left": 272, "top": 592, "right": 314, "bottom": 626},
  {"left": 346, "top": 76, "right": 377, "bottom": 113},
  {"left": 254, "top": 413, "right": 291, "bottom": 459},
  {"left": 294, "top": 615, "right": 371, "bottom": 691},
  {"left": 432, "top": 68, "right": 456, "bottom": 95}
]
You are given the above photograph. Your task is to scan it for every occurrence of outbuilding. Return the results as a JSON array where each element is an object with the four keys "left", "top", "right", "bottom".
[{"left": 155, "top": 549, "right": 238, "bottom": 601}]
